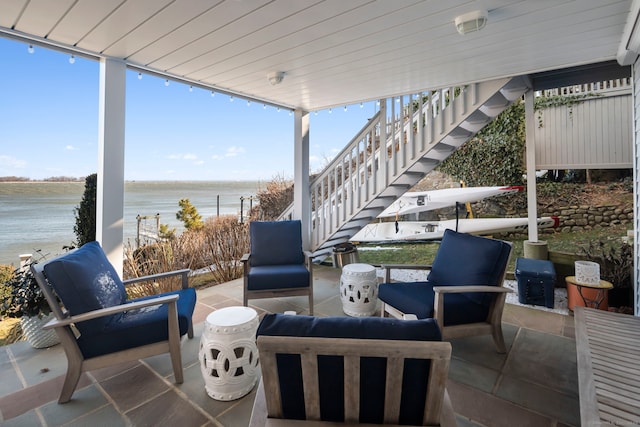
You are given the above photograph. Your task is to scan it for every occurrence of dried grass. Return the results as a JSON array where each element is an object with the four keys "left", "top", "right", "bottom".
[{"left": 123, "top": 215, "right": 249, "bottom": 297}]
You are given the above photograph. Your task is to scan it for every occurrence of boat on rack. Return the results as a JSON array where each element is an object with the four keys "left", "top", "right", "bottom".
[
  {"left": 350, "top": 216, "right": 560, "bottom": 243},
  {"left": 377, "top": 185, "right": 524, "bottom": 218}
]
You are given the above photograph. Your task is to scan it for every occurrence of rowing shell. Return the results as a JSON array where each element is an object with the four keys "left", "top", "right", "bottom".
[
  {"left": 377, "top": 185, "right": 524, "bottom": 218},
  {"left": 350, "top": 216, "right": 560, "bottom": 243}
]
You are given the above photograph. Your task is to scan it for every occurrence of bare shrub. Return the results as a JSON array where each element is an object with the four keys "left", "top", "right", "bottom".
[
  {"left": 201, "top": 215, "right": 249, "bottom": 284},
  {"left": 123, "top": 214, "right": 249, "bottom": 297},
  {"left": 123, "top": 241, "right": 182, "bottom": 298},
  {"left": 252, "top": 174, "right": 293, "bottom": 220}
]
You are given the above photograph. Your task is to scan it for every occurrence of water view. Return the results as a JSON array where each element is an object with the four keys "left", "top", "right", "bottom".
[{"left": 0, "top": 180, "right": 262, "bottom": 266}]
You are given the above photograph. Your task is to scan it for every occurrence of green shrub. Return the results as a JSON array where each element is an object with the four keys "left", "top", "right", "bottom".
[
  {"left": 176, "top": 198, "right": 203, "bottom": 230},
  {"left": 74, "top": 173, "right": 97, "bottom": 247}
]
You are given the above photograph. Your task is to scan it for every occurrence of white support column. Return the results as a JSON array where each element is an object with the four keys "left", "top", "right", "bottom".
[
  {"left": 294, "top": 109, "right": 311, "bottom": 250},
  {"left": 524, "top": 90, "right": 539, "bottom": 242},
  {"left": 97, "top": 58, "right": 126, "bottom": 275}
]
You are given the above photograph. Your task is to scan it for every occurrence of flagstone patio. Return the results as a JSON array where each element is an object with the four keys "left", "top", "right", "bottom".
[{"left": 0, "top": 264, "right": 578, "bottom": 426}]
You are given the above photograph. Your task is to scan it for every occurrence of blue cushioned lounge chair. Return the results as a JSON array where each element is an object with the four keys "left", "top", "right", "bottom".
[
  {"left": 242, "top": 220, "right": 313, "bottom": 314},
  {"left": 31, "top": 241, "right": 196, "bottom": 403},
  {"left": 379, "top": 229, "right": 513, "bottom": 353},
  {"left": 249, "top": 314, "right": 456, "bottom": 426}
]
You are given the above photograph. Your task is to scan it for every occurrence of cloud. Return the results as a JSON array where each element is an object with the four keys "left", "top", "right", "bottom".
[
  {"left": 65, "top": 145, "right": 78, "bottom": 151},
  {"left": 225, "top": 146, "right": 246, "bottom": 157},
  {"left": 167, "top": 153, "right": 198, "bottom": 161},
  {"left": 211, "top": 146, "right": 246, "bottom": 160},
  {"left": 0, "top": 155, "right": 26, "bottom": 168}
]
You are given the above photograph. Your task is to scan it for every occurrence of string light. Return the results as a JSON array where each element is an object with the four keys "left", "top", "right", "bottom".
[
  {"left": 69, "top": 55, "right": 75, "bottom": 64},
  {"left": 343, "top": 106, "right": 347, "bottom": 112},
  {"left": 164, "top": 79, "right": 170, "bottom": 87},
  {"left": 189, "top": 85, "right": 193, "bottom": 92},
  {"left": 138, "top": 73, "right": 142, "bottom": 80},
  {"left": 329, "top": 108, "right": 332, "bottom": 114},
  {"left": 28, "top": 45, "right": 34, "bottom": 54},
  {"left": 211, "top": 91, "right": 215, "bottom": 97},
  {"left": 360, "top": 103, "right": 363, "bottom": 108},
  {"left": 263, "top": 104, "right": 267, "bottom": 109},
  {"left": 230, "top": 96, "right": 234, "bottom": 102},
  {"left": 247, "top": 100, "right": 251, "bottom": 107}
]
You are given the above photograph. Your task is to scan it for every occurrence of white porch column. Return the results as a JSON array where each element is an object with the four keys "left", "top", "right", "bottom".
[
  {"left": 97, "top": 58, "right": 126, "bottom": 275},
  {"left": 293, "top": 109, "right": 311, "bottom": 250},
  {"left": 524, "top": 90, "right": 539, "bottom": 243}
]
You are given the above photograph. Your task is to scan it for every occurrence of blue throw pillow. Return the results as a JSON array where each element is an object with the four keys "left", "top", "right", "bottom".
[
  {"left": 43, "top": 241, "right": 127, "bottom": 318},
  {"left": 250, "top": 220, "right": 305, "bottom": 266}
]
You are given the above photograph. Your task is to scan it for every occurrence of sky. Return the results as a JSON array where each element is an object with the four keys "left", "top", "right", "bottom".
[{"left": 0, "top": 37, "right": 378, "bottom": 182}]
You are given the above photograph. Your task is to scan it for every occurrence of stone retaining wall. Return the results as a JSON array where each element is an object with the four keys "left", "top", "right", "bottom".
[{"left": 539, "top": 205, "right": 633, "bottom": 233}]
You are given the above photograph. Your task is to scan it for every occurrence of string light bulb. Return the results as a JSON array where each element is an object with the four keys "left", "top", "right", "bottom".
[
  {"left": 211, "top": 91, "right": 215, "bottom": 97},
  {"left": 69, "top": 55, "right": 75, "bottom": 64},
  {"left": 344, "top": 106, "right": 347, "bottom": 112},
  {"left": 189, "top": 85, "right": 193, "bottom": 92},
  {"left": 138, "top": 73, "right": 142, "bottom": 80},
  {"left": 164, "top": 79, "right": 170, "bottom": 87},
  {"left": 230, "top": 96, "right": 234, "bottom": 102},
  {"left": 28, "top": 45, "right": 34, "bottom": 54},
  {"left": 360, "top": 103, "right": 364, "bottom": 108}
]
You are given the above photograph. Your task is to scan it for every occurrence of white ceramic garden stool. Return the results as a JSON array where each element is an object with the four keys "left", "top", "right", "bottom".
[
  {"left": 198, "top": 306, "right": 260, "bottom": 401},
  {"left": 340, "top": 263, "right": 379, "bottom": 317}
]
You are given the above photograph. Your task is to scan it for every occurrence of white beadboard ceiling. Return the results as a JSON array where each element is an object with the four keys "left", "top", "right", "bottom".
[{"left": 0, "top": 0, "right": 633, "bottom": 111}]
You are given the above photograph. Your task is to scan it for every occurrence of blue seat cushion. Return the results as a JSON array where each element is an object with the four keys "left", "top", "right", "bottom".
[
  {"left": 247, "top": 264, "right": 310, "bottom": 291},
  {"left": 427, "top": 229, "right": 510, "bottom": 306},
  {"left": 257, "top": 314, "right": 441, "bottom": 425},
  {"left": 378, "top": 281, "right": 490, "bottom": 325},
  {"left": 77, "top": 287, "right": 196, "bottom": 359},
  {"left": 43, "top": 241, "right": 127, "bottom": 333},
  {"left": 250, "top": 220, "right": 304, "bottom": 266}
]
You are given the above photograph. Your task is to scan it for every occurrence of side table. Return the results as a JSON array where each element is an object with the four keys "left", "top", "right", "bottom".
[
  {"left": 198, "top": 306, "right": 260, "bottom": 401},
  {"left": 565, "top": 276, "right": 613, "bottom": 312},
  {"left": 340, "top": 263, "right": 378, "bottom": 317}
]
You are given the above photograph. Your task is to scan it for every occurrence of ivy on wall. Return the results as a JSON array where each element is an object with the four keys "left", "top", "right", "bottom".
[
  {"left": 437, "top": 92, "right": 599, "bottom": 186},
  {"left": 438, "top": 101, "right": 526, "bottom": 187}
]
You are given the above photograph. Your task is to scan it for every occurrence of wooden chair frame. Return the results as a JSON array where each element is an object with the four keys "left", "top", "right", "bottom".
[
  {"left": 241, "top": 250, "right": 314, "bottom": 314},
  {"left": 31, "top": 263, "right": 194, "bottom": 403},
  {"left": 380, "top": 241, "right": 513, "bottom": 353},
  {"left": 249, "top": 335, "right": 456, "bottom": 427}
]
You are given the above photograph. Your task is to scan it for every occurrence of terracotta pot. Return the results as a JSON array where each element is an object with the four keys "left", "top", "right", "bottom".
[{"left": 566, "top": 279, "right": 609, "bottom": 312}]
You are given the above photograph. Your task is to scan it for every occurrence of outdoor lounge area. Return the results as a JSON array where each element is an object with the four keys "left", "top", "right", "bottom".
[{"left": 0, "top": 264, "right": 578, "bottom": 427}]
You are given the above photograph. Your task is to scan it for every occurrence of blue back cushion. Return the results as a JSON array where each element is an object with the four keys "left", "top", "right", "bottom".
[
  {"left": 250, "top": 220, "right": 304, "bottom": 266},
  {"left": 257, "top": 314, "right": 442, "bottom": 425},
  {"left": 427, "top": 229, "right": 510, "bottom": 304},
  {"left": 43, "top": 241, "right": 127, "bottom": 332}
]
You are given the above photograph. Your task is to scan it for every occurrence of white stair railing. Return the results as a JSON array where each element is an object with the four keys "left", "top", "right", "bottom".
[{"left": 280, "top": 77, "right": 531, "bottom": 253}]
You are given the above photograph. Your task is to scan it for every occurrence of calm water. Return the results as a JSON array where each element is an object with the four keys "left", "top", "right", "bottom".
[{"left": 0, "top": 181, "right": 262, "bottom": 266}]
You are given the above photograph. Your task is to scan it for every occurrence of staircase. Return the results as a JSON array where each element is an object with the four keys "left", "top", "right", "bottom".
[{"left": 286, "top": 76, "right": 531, "bottom": 255}]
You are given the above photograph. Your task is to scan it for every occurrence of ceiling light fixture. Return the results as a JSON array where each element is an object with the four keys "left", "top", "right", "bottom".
[
  {"left": 268, "top": 71, "right": 285, "bottom": 85},
  {"left": 454, "top": 10, "right": 488, "bottom": 35}
]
